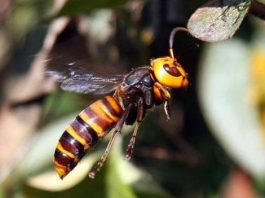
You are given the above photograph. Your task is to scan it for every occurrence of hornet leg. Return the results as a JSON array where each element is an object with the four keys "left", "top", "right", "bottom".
[
  {"left": 89, "top": 104, "right": 132, "bottom": 179},
  {"left": 154, "top": 82, "right": 171, "bottom": 121},
  {"left": 164, "top": 100, "right": 171, "bottom": 121},
  {"left": 125, "top": 98, "right": 144, "bottom": 160}
]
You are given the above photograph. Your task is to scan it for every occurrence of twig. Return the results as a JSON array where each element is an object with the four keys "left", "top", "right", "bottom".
[{"left": 249, "top": 0, "right": 265, "bottom": 20}]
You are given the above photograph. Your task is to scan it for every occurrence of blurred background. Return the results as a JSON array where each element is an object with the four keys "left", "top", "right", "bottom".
[{"left": 0, "top": 0, "right": 265, "bottom": 197}]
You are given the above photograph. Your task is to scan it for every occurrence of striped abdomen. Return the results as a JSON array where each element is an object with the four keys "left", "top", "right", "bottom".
[{"left": 54, "top": 95, "right": 123, "bottom": 179}]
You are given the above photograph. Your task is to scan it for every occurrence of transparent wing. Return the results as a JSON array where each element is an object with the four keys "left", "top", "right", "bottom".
[{"left": 46, "top": 63, "right": 124, "bottom": 95}]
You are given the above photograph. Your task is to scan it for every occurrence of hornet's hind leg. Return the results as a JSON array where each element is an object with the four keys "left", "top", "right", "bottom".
[
  {"left": 125, "top": 98, "right": 144, "bottom": 160},
  {"left": 89, "top": 104, "right": 132, "bottom": 179}
]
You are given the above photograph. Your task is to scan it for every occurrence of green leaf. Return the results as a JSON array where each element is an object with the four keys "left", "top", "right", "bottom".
[
  {"left": 106, "top": 143, "right": 137, "bottom": 198},
  {"left": 198, "top": 38, "right": 265, "bottom": 179},
  {"left": 105, "top": 136, "right": 172, "bottom": 198},
  {"left": 59, "top": 0, "right": 129, "bottom": 16},
  {"left": 187, "top": 0, "right": 251, "bottom": 42}
]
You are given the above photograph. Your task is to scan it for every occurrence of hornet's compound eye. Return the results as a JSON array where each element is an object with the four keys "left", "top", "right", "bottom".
[{"left": 163, "top": 64, "right": 181, "bottom": 77}]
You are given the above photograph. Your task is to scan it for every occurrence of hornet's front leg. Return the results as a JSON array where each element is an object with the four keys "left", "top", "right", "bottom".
[
  {"left": 153, "top": 82, "right": 171, "bottom": 121},
  {"left": 164, "top": 100, "right": 171, "bottom": 121}
]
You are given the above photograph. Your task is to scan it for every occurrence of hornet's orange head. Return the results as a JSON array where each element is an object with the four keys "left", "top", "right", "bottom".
[{"left": 151, "top": 56, "right": 188, "bottom": 88}]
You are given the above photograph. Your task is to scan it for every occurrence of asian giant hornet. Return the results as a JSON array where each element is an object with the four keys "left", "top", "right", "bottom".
[{"left": 47, "top": 27, "right": 189, "bottom": 179}]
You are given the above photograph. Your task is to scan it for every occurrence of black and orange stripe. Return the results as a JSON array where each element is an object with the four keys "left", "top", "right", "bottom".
[{"left": 54, "top": 95, "right": 123, "bottom": 179}]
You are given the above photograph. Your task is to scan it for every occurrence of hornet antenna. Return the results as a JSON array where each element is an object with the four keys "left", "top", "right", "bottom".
[{"left": 169, "top": 27, "right": 190, "bottom": 59}]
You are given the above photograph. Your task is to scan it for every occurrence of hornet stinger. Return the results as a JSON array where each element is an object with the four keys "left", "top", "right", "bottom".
[{"left": 47, "top": 27, "right": 189, "bottom": 179}]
